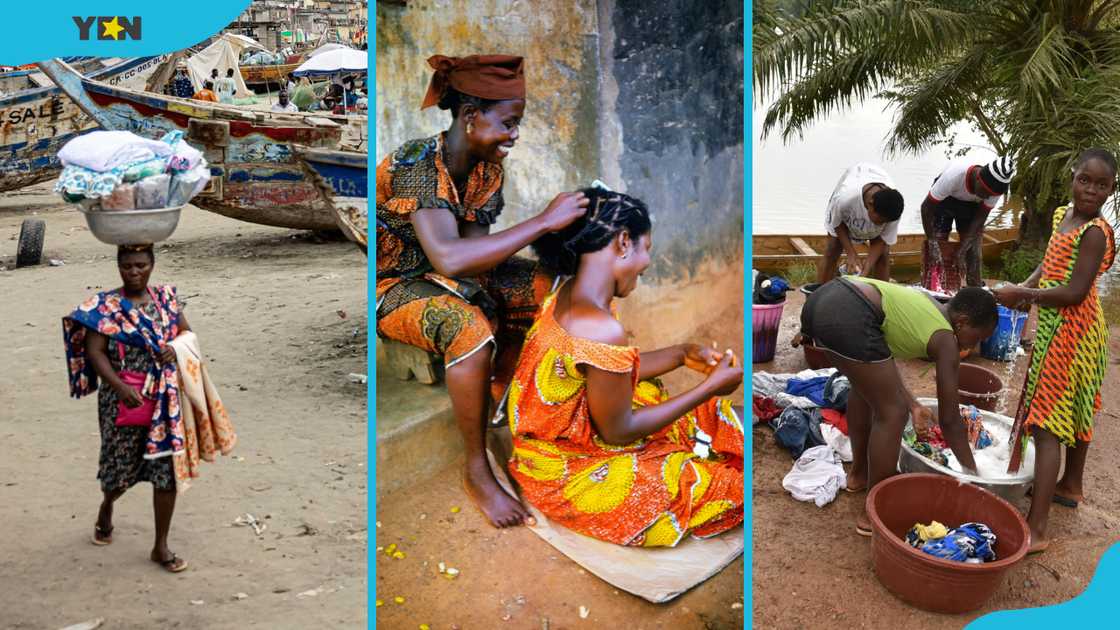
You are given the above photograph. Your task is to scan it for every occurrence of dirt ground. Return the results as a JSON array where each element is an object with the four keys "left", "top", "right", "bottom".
[
  {"left": 0, "top": 183, "right": 368, "bottom": 629},
  {"left": 751, "top": 290, "right": 1120, "bottom": 629}
]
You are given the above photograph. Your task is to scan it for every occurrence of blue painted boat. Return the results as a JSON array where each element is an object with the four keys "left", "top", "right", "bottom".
[
  {"left": 37, "top": 58, "right": 367, "bottom": 231},
  {"left": 0, "top": 55, "right": 170, "bottom": 192},
  {"left": 296, "top": 146, "right": 367, "bottom": 252}
]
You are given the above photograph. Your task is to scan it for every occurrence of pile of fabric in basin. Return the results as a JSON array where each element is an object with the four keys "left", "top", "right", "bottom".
[
  {"left": 754, "top": 368, "right": 853, "bottom": 507},
  {"left": 55, "top": 130, "right": 211, "bottom": 211},
  {"left": 905, "top": 520, "right": 997, "bottom": 563},
  {"left": 903, "top": 404, "right": 993, "bottom": 468}
]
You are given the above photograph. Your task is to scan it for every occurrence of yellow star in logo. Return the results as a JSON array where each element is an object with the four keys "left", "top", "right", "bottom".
[{"left": 101, "top": 16, "right": 124, "bottom": 40}]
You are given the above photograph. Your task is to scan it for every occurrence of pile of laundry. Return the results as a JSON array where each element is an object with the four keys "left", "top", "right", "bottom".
[
  {"left": 903, "top": 404, "right": 993, "bottom": 468},
  {"left": 754, "top": 368, "right": 852, "bottom": 507},
  {"left": 55, "top": 130, "right": 211, "bottom": 211},
  {"left": 905, "top": 520, "right": 997, "bottom": 563}
]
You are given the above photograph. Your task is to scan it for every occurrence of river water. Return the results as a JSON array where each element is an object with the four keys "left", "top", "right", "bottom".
[{"left": 751, "top": 95, "right": 1005, "bottom": 235}]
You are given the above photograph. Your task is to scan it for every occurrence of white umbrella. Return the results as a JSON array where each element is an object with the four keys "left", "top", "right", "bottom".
[
  {"left": 308, "top": 43, "right": 349, "bottom": 58},
  {"left": 292, "top": 48, "right": 367, "bottom": 77}
]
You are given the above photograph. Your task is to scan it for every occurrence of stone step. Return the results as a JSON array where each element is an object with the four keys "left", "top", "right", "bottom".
[{"left": 374, "top": 370, "right": 460, "bottom": 497}]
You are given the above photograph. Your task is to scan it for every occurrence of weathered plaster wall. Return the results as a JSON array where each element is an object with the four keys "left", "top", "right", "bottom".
[
  {"left": 376, "top": 0, "right": 744, "bottom": 364},
  {"left": 375, "top": 0, "right": 601, "bottom": 223}
]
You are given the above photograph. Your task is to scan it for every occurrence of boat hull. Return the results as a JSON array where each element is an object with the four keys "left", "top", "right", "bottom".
[
  {"left": 297, "top": 147, "right": 367, "bottom": 250},
  {"left": 752, "top": 228, "right": 1020, "bottom": 274},
  {"left": 241, "top": 63, "right": 302, "bottom": 86},
  {"left": 0, "top": 56, "right": 169, "bottom": 192}
]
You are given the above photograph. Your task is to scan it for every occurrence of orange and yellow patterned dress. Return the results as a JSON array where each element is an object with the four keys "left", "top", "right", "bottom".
[
  {"left": 1021, "top": 206, "right": 1116, "bottom": 446},
  {"left": 507, "top": 291, "right": 744, "bottom": 547}
]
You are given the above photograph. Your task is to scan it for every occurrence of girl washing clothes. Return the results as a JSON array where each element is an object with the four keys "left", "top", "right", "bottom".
[
  {"left": 794, "top": 278, "right": 998, "bottom": 535},
  {"left": 992, "top": 148, "right": 1117, "bottom": 554},
  {"left": 505, "top": 188, "right": 745, "bottom": 546}
]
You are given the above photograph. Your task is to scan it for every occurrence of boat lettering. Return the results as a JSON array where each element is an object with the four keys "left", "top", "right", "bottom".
[{"left": 0, "top": 100, "right": 65, "bottom": 126}]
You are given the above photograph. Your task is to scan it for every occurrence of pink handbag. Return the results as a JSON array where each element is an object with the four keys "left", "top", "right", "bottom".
[{"left": 115, "top": 342, "right": 156, "bottom": 427}]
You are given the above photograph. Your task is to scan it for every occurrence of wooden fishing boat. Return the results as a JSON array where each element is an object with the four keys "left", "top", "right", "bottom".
[
  {"left": 752, "top": 226, "right": 1020, "bottom": 274},
  {"left": 240, "top": 62, "right": 302, "bottom": 88},
  {"left": 0, "top": 55, "right": 170, "bottom": 192},
  {"left": 296, "top": 146, "right": 367, "bottom": 253},
  {"left": 37, "top": 58, "right": 368, "bottom": 231}
]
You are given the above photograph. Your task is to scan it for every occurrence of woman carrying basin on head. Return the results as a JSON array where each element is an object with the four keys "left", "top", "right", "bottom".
[{"left": 375, "top": 54, "right": 590, "bottom": 528}]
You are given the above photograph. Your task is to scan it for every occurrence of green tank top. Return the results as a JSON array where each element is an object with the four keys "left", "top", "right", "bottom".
[{"left": 847, "top": 277, "right": 952, "bottom": 360}]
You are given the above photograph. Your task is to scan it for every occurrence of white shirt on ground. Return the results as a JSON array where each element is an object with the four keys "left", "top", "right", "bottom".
[
  {"left": 927, "top": 157, "right": 1002, "bottom": 209},
  {"left": 824, "top": 162, "right": 899, "bottom": 245}
]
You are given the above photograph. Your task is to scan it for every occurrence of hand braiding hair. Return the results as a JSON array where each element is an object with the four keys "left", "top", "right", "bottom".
[{"left": 532, "top": 188, "right": 651, "bottom": 276}]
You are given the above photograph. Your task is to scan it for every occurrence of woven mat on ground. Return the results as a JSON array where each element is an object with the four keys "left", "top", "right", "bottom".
[{"left": 485, "top": 429, "right": 743, "bottom": 603}]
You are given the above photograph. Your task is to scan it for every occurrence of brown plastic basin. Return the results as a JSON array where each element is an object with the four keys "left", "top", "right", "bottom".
[
  {"left": 867, "top": 473, "right": 1029, "bottom": 614},
  {"left": 959, "top": 363, "right": 1003, "bottom": 412}
]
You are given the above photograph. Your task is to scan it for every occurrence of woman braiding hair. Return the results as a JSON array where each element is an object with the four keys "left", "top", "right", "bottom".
[
  {"left": 375, "top": 54, "right": 590, "bottom": 528},
  {"left": 505, "top": 186, "right": 746, "bottom": 547}
]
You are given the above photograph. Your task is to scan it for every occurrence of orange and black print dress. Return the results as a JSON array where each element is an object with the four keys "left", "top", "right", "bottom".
[
  {"left": 507, "top": 290, "right": 744, "bottom": 546},
  {"left": 375, "top": 133, "right": 553, "bottom": 396}
]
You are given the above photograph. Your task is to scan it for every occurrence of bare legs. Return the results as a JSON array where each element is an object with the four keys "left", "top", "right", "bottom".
[
  {"left": 828, "top": 353, "right": 909, "bottom": 533},
  {"left": 445, "top": 344, "right": 531, "bottom": 528},
  {"left": 95, "top": 483, "right": 186, "bottom": 570},
  {"left": 1027, "top": 431, "right": 1089, "bottom": 552},
  {"left": 816, "top": 237, "right": 844, "bottom": 285}
]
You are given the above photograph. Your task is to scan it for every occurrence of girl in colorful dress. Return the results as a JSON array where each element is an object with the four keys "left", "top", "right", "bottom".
[
  {"left": 505, "top": 188, "right": 745, "bottom": 546},
  {"left": 993, "top": 148, "right": 1117, "bottom": 553},
  {"left": 63, "top": 245, "right": 191, "bottom": 572},
  {"left": 376, "top": 55, "right": 589, "bottom": 527}
]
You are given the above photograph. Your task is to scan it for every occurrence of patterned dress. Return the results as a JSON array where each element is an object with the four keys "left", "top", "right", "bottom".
[
  {"left": 98, "top": 313, "right": 175, "bottom": 492},
  {"left": 507, "top": 290, "right": 744, "bottom": 547},
  {"left": 1022, "top": 206, "right": 1116, "bottom": 445},
  {"left": 376, "top": 133, "right": 552, "bottom": 397}
]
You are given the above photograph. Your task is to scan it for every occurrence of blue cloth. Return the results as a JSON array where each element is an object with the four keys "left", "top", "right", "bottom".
[
  {"left": 823, "top": 373, "right": 850, "bottom": 411},
  {"left": 918, "top": 522, "right": 997, "bottom": 562},
  {"left": 786, "top": 376, "right": 829, "bottom": 407},
  {"left": 769, "top": 407, "right": 825, "bottom": 459}
]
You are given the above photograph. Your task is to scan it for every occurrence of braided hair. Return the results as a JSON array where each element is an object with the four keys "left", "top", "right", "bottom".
[
  {"left": 532, "top": 187, "right": 652, "bottom": 276},
  {"left": 438, "top": 87, "right": 500, "bottom": 119}
]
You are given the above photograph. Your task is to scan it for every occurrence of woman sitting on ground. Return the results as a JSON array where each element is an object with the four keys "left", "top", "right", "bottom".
[
  {"left": 506, "top": 188, "right": 745, "bottom": 546},
  {"left": 794, "top": 277, "right": 997, "bottom": 535}
]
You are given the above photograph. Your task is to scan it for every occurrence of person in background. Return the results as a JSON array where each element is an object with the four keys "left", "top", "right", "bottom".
[
  {"left": 922, "top": 156, "right": 1015, "bottom": 287},
  {"left": 271, "top": 89, "right": 299, "bottom": 113},
  {"left": 216, "top": 68, "right": 236, "bottom": 104},
  {"left": 192, "top": 81, "right": 219, "bottom": 103},
  {"left": 168, "top": 62, "right": 194, "bottom": 99},
  {"left": 286, "top": 73, "right": 297, "bottom": 95},
  {"left": 818, "top": 163, "right": 905, "bottom": 284}
]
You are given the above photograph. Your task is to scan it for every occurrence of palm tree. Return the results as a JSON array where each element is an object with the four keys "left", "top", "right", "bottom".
[{"left": 754, "top": 0, "right": 1120, "bottom": 245}]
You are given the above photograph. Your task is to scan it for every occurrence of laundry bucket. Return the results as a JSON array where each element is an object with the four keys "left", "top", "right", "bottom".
[
  {"left": 867, "top": 473, "right": 1029, "bottom": 613},
  {"left": 980, "top": 305, "right": 1029, "bottom": 361},
  {"left": 752, "top": 300, "right": 785, "bottom": 363}
]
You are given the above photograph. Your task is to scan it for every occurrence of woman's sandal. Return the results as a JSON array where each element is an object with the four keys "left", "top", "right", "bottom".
[
  {"left": 855, "top": 522, "right": 873, "bottom": 537},
  {"left": 91, "top": 524, "right": 113, "bottom": 546},
  {"left": 152, "top": 553, "right": 189, "bottom": 573}
]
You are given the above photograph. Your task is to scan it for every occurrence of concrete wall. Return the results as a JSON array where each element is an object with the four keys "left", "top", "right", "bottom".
[{"left": 376, "top": 0, "right": 744, "bottom": 364}]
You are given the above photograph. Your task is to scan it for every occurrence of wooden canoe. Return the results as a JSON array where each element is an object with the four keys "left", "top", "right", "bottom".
[
  {"left": 0, "top": 55, "right": 170, "bottom": 192},
  {"left": 296, "top": 146, "right": 367, "bottom": 253},
  {"left": 37, "top": 58, "right": 367, "bottom": 232},
  {"left": 240, "top": 62, "right": 302, "bottom": 87},
  {"left": 752, "top": 227, "right": 1020, "bottom": 273}
]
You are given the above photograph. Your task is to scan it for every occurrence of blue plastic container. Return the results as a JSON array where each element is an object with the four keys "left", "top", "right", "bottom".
[{"left": 980, "top": 305, "right": 1028, "bottom": 361}]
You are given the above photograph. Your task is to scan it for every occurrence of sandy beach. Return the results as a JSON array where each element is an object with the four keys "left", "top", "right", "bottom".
[{"left": 0, "top": 182, "right": 367, "bottom": 628}]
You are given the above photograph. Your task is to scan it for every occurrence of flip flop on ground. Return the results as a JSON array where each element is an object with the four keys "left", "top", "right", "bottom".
[
  {"left": 151, "top": 553, "right": 188, "bottom": 573},
  {"left": 91, "top": 524, "right": 113, "bottom": 546}
]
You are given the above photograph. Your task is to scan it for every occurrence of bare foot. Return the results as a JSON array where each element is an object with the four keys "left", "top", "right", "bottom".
[
  {"left": 855, "top": 513, "right": 873, "bottom": 537},
  {"left": 150, "top": 548, "right": 188, "bottom": 572},
  {"left": 845, "top": 471, "right": 867, "bottom": 493},
  {"left": 462, "top": 461, "right": 533, "bottom": 528},
  {"left": 1054, "top": 483, "right": 1084, "bottom": 506},
  {"left": 1027, "top": 530, "right": 1049, "bottom": 554}
]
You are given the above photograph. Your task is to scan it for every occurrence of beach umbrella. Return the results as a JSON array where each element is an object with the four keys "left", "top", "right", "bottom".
[
  {"left": 308, "top": 43, "right": 350, "bottom": 58},
  {"left": 292, "top": 48, "right": 366, "bottom": 77}
]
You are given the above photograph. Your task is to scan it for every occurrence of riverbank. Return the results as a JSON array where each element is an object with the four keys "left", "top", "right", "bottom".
[
  {"left": 0, "top": 183, "right": 367, "bottom": 628},
  {"left": 751, "top": 290, "right": 1120, "bottom": 628}
]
